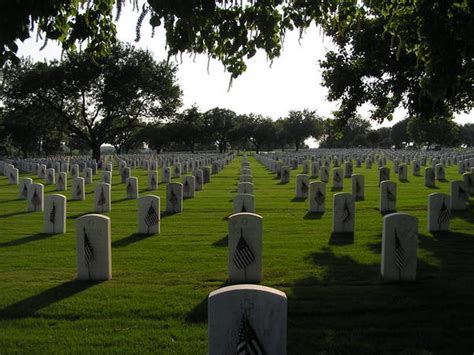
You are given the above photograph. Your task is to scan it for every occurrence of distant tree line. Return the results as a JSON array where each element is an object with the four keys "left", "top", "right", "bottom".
[{"left": 0, "top": 40, "right": 470, "bottom": 159}]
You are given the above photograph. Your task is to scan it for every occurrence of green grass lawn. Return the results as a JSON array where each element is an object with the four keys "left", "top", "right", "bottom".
[{"left": 1, "top": 155, "right": 473, "bottom": 354}]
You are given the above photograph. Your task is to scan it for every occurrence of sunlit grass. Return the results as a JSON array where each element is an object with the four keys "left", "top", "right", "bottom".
[{"left": 0, "top": 155, "right": 473, "bottom": 353}]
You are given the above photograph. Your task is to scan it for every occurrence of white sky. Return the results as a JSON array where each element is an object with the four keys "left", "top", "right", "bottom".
[{"left": 16, "top": 5, "right": 471, "bottom": 148}]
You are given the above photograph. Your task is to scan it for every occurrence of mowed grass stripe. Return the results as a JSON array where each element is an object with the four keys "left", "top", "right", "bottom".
[{"left": 0, "top": 154, "right": 473, "bottom": 353}]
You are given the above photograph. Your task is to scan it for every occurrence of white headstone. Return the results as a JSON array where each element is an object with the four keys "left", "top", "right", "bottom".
[
  {"left": 125, "top": 177, "right": 139, "bottom": 199},
  {"left": 45, "top": 168, "right": 55, "bottom": 185},
  {"left": 450, "top": 180, "right": 468, "bottom": 210},
  {"left": 102, "top": 171, "right": 112, "bottom": 184},
  {"left": 71, "top": 164, "right": 79, "bottom": 178},
  {"left": 398, "top": 164, "right": 408, "bottom": 181},
  {"left": 166, "top": 182, "right": 183, "bottom": 213},
  {"left": 94, "top": 183, "right": 111, "bottom": 212},
  {"left": 84, "top": 167, "right": 93, "bottom": 184},
  {"left": 237, "top": 182, "right": 254, "bottom": 195},
  {"left": 148, "top": 170, "right": 158, "bottom": 191},
  {"left": 380, "top": 180, "right": 397, "bottom": 214},
  {"left": 311, "top": 161, "right": 319, "bottom": 178},
  {"left": 182, "top": 175, "right": 196, "bottom": 198},
  {"left": 424, "top": 167, "right": 436, "bottom": 188},
  {"left": 208, "top": 284, "right": 287, "bottom": 355},
  {"left": 344, "top": 161, "right": 353, "bottom": 178},
  {"left": 320, "top": 166, "right": 329, "bottom": 183},
  {"left": 76, "top": 214, "right": 112, "bottom": 281},
  {"left": 56, "top": 172, "right": 67, "bottom": 191},
  {"left": 280, "top": 166, "right": 290, "bottom": 183},
  {"left": 427, "top": 193, "right": 451, "bottom": 232},
  {"left": 308, "top": 181, "right": 326, "bottom": 213},
  {"left": 295, "top": 174, "right": 309, "bottom": 198},
  {"left": 435, "top": 163, "right": 445, "bottom": 181},
  {"left": 240, "top": 174, "right": 253, "bottom": 183},
  {"left": 332, "top": 168, "right": 343, "bottom": 189},
  {"left": 138, "top": 195, "right": 160, "bottom": 235},
  {"left": 332, "top": 193, "right": 355, "bottom": 233},
  {"left": 19, "top": 177, "right": 33, "bottom": 199},
  {"left": 228, "top": 212, "right": 263, "bottom": 284},
  {"left": 121, "top": 167, "right": 131, "bottom": 183},
  {"left": 203, "top": 166, "right": 211, "bottom": 183},
  {"left": 351, "top": 174, "right": 364, "bottom": 200},
  {"left": 8, "top": 168, "right": 19, "bottom": 185},
  {"left": 162, "top": 167, "right": 171, "bottom": 183},
  {"left": 194, "top": 169, "right": 203, "bottom": 191},
  {"left": 43, "top": 194, "right": 67, "bottom": 234},
  {"left": 72, "top": 177, "right": 86, "bottom": 201},
  {"left": 381, "top": 213, "right": 418, "bottom": 282},
  {"left": 233, "top": 194, "right": 256, "bottom": 214},
  {"left": 27, "top": 183, "right": 44, "bottom": 212},
  {"left": 463, "top": 172, "right": 474, "bottom": 196},
  {"left": 379, "top": 167, "right": 390, "bottom": 186}
]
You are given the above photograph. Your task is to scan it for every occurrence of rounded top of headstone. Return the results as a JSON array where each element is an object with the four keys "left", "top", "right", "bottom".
[
  {"left": 76, "top": 213, "right": 111, "bottom": 222},
  {"left": 383, "top": 212, "right": 417, "bottom": 222},
  {"left": 47, "top": 193, "right": 67, "bottom": 200},
  {"left": 229, "top": 212, "right": 262, "bottom": 220},
  {"left": 209, "top": 284, "right": 287, "bottom": 299}
]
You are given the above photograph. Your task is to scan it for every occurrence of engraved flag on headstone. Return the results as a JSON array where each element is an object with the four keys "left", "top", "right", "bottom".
[
  {"left": 394, "top": 229, "right": 405, "bottom": 280},
  {"left": 438, "top": 198, "right": 451, "bottom": 228},
  {"left": 83, "top": 227, "right": 94, "bottom": 278},
  {"left": 233, "top": 229, "right": 255, "bottom": 270},
  {"left": 342, "top": 199, "right": 351, "bottom": 223},
  {"left": 144, "top": 201, "right": 158, "bottom": 231},
  {"left": 236, "top": 314, "right": 265, "bottom": 355}
]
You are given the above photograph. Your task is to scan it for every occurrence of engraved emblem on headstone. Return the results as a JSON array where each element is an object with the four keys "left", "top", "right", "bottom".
[
  {"left": 236, "top": 313, "right": 265, "bottom": 355},
  {"left": 394, "top": 229, "right": 405, "bottom": 280},
  {"left": 342, "top": 199, "right": 351, "bottom": 223},
  {"left": 437, "top": 198, "right": 451, "bottom": 228},
  {"left": 144, "top": 201, "right": 159, "bottom": 234},
  {"left": 232, "top": 229, "right": 255, "bottom": 271},
  {"left": 83, "top": 227, "right": 94, "bottom": 279},
  {"left": 32, "top": 188, "right": 41, "bottom": 211}
]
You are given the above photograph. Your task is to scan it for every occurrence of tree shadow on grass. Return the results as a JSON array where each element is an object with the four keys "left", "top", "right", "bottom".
[
  {"left": 330, "top": 186, "right": 343, "bottom": 192},
  {"left": 112, "top": 233, "right": 154, "bottom": 248},
  {"left": 426, "top": 185, "right": 441, "bottom": 189},
  {"left": 212, "top": 234, "right": 228, "bottom": 247},
  {"left": 160, "top": 211, "right": 178, "bottom": 219},
  {"left": 0, "top": 198, "right": 21, "bottom": 204},
  {"left": 185, "top": 281, "right": 230, "bottom": 324},
  {"left": 287, "top": 247, "right": 469, "bottom": 354},
  {"left": 304, "top": 212, "right": 324, "bottom": 220},
  {"left": 111, "top": 198, "right": 129, "bottom": 204},
  {"left": 399, "top": 179, "right": 410, "bottom": 183},
  {"left": 452, "top": 200, "right": 474, "bottom": 223},
  {"left": 277, "top": 181, "right": 288, "bottom": 185},
  {"left": 291, "top": 197, "right": 306, "bottom": 202},
  {"left": 0, "top": 280, "right": 102, "bottom": 319},
  {"left": 0, "top": 210, "right": 31, "bottom": 219},
  {"left": 328, "top": 232, "right": 354, "bottom": 245},
  {"left": 0, "top": 233, "right": 55, "bottom": 248},
  {"left": 67, "top": 212, "right": 89, "bottom": 220}
]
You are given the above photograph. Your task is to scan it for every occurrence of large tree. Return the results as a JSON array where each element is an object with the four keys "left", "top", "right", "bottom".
[
  {"left": 407, "top": 115, "right": 459, "bottom": 147},
  {"left": 171, "top": 105, "right": 206, "bottom": 153},
  {"left": 2, "top": 1, "right": 472, "bottom": 127},
  {"left": 390, "top": 118, "right": 411, "bottom": 149},
  {"left": 237, "top": 114, "right": 276, "bottom": 153},
  {"left": 319, "top": 115, "right": 371, "bottom": 148},
  {"left": 2, "top": 43, "right": 181, "bottom": 160},
  {"left": 283, "top": 110, "right": 322, "bottom": 151},
  {"left": 203, "top": 108, "right": 237, "bottom": 153}
]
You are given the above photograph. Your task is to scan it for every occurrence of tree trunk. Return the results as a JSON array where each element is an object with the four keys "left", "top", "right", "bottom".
[
  {"left": 92, "top": 142, "right": 101, "bottom": 161},
  {"left": 295, "top": 140, "right": 300, "bottom": 152}
]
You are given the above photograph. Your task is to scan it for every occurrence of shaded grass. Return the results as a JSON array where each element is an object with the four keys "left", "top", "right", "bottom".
[{"left": 0, "top": 156, "right": 473, "bottom": 353}]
